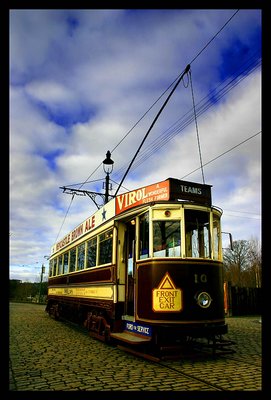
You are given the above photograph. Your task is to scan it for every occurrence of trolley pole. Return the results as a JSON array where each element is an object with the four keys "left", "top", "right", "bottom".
[{"left": 38, "top": 264, "right": 45, "bottom": 303}]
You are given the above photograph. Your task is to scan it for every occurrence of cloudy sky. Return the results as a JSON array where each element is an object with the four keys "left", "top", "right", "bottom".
[{"left": 9, "top": 9, "right": 262, "bottom": 282}]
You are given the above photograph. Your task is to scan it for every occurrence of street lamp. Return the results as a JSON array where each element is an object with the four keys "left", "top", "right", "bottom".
[
  {"left": 38, "top": 264, "right": 45, "bottom": 303},
  {"left": 102, "top": 150, "right": 114, "bottom": 204}
]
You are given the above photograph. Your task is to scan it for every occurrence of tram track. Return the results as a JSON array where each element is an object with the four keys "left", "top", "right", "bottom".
[
  {"left": 152, "top": 350, "right": 261, "bottom": 391},
  {"left": 117, "top": 344, "right": 239, "bottom": 391},
  {"left": 158, "top": 360, "right": 225, "bottom": 391},
  {"left": 158, "top": 345, "right": 261, "bottom": 391},
  {"left": 115, "top": 335, "right": 261, "bottom": 391}
]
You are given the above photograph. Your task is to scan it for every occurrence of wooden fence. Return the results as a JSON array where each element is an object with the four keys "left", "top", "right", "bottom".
[{"left": 224, "top": 282, "right": 262, "bottom": 316}]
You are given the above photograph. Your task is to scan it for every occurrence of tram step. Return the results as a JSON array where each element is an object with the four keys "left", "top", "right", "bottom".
[{"left": 110, "top": 331, "right": 151, "bottom": 345}]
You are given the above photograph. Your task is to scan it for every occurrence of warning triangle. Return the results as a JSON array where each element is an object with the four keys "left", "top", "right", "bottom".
[{"left": 158, "top": 272, "right": 176, "bottom": 289}]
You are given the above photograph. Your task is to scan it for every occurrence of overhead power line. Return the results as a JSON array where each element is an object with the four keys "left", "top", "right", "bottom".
[
  {"left": 76, "top": 9, "right": 241, "bottom": 191},
  {"left": 181, "top": 131, "right": 261, "bottom": 179},
  {"left": 113, "top": 56, "right": 261, "bottom": 180}
]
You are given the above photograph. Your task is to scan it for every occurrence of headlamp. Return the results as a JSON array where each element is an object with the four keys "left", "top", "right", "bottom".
[{"left": 196, "top": 291, "right": 212, "bottom": 308}]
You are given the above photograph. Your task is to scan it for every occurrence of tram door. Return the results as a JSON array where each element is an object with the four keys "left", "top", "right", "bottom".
[{"left": 125, "top": 221, "right": 136, "bottom": 316}]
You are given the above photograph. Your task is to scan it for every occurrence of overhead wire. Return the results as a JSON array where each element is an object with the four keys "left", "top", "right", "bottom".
[
  {"left": 113, "top": 55, "right": 261, "bottom": 179},
  {"left": 54, "top": 194, "right": 75, "bottom": 244},
  {"left": 181, "top": 131, "right": 261, "bottom": 179},
  {"left": 111, "top": 129, "right": 261, "bottom": 194},
  {"left": 56, "top": 9, "right": 250, "bottom": 239},
  {"left": 76, "top": 9, "right": 241, "bottom": 190}
]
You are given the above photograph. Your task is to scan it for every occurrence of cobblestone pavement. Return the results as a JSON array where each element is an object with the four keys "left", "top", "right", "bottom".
[{"left": 9, "top": 302, "right": 263, "bottom": 392}]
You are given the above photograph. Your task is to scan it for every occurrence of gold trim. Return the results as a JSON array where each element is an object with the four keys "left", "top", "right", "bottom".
[{"left": 48, "top": 285, "right": 113, "bottom": 300}]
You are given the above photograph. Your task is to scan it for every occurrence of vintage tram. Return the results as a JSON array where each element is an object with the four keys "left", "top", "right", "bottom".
[{"left": 46, "top": 178, "right": 230, "bottom": 358}]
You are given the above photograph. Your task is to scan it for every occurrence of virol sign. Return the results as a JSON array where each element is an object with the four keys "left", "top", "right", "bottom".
[{"left": 116, "top": 180, "right": 170, "bottom": 214}]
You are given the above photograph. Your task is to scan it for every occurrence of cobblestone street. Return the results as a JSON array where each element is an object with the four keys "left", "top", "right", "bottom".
[{"left": 9, "top": 302, "right": 262, "bottom": 392}]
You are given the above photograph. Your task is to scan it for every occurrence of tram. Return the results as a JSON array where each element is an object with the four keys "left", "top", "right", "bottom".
[{"left": 46, "top": 178, "right": 230, "bottom": 357}]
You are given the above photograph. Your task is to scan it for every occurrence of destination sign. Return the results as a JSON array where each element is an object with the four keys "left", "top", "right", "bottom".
[
  {"left": 124, "top": 321, "right": 152, "bottom": 337},
  {"left": 169, "top": 178, "right": 212, "bottom": 206}
]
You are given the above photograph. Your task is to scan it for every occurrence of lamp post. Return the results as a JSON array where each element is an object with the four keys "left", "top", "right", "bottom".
[
  {"left": 102, "top": 150, "right": 114, "bottom": 204},
  {"left": 38, "top": 264, "right": 45, "bottom": 303}
]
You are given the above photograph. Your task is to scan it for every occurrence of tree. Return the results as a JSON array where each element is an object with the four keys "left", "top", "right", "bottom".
[
  {"left": 9, "top": 280, "right": 48, "bottom": 302},
  {"left": 247, "top": 237, "right": 262, "bottom": 288},
  {"left": 223, "top": 238, "right": 262, "bottom": 287}
]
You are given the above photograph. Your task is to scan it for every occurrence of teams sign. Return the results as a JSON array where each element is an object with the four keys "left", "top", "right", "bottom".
[{"left": 169, "top": 178, "right": 212, "bottom": 206}]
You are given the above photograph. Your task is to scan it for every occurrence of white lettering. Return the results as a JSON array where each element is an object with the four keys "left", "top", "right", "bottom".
[
  {"left": 180, "top": 185, "right": 202, "bottom": 195},
  {"left": 117, "top": 195, "right": 125, "bottom": 210},
  {"left": 117, "top": 188, "right": 148, "bottom": 211}
]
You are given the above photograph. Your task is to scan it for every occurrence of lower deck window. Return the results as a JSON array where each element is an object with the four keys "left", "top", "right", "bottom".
[
  {"left": 69, "top": 248, "right": 76, "bottom": 272},
  {"left": 63, "top": 252, "right": 69, "bottom": 273},
  {"left": 77, "top": 243, "right": 85, "bottom": 270},
  {"left": 98, "top": 229, "right": 113, "bottom": 265},
  {"left": 87, "top": 237, "right": 97, "bottom": 268}
]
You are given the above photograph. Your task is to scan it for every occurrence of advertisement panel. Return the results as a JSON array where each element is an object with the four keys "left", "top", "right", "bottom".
[{"left": 115, "top": 180, "right": 170, "bottom": 215}]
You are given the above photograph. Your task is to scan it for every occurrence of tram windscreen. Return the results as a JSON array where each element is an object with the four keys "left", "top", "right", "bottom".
[
  {"left": 185, "top": 210, "right": 210, "bottom": 258},
  {"left": 153, "top": 221, "right": 181, "bottom": 257}
]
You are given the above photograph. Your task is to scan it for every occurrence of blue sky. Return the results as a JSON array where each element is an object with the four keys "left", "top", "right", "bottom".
[{"left": 9, "top": 9, "right": 261, "bottom": 282}]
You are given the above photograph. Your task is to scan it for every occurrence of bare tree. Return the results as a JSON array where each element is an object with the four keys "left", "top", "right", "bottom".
[
  {"left": 247, "top": 237, "right": 262, "bottom": 288},
  {"left": 223, "top": 240, "right": 251, "bottom": 287},
  {"left": 223, "top": 238, "right": 262, "bottom": 287}
]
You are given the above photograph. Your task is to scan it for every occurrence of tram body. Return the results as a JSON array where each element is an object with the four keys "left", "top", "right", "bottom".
[{"left": 46, "top": 178, "right": 228, "bottom": 355}]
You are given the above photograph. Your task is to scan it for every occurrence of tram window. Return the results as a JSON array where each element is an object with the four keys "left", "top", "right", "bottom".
[
  {"left": 86, "top": 237, "right": 97, "bottom": 268},
  {"left": 77, "top": 243, "right": 85, "bottom": 270},
  {"left": 98, "top": 229, "right": 113, "bottom": 265},
  {"left": 69, "top": 248, "right": 76, "bottom": 272},
  {"left": 58, "top": 255, "right": 63, "bottom": 275},
  {"left": 185, "top": 210, "right": 210, "bottom": 258},
  {"left": 153, "top": 221, "right": 181, "bottom": 257},
  {"left": 53, "top": 258, "right": 57, "bottom": 276},
  {"left": 63, "top": 252, "right": 69, "bottom": 274},
  {"left": 139, "top": 212, "right": 149, "bottom": 259},
  {"left": 213, "top": 214, "right": 220, "bottom": 260},
  {"left": 49, "top": 260, "right": 53, "bottom": 277}
]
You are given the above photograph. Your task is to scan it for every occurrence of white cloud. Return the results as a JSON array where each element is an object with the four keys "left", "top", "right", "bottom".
[{"left": 9, "top": 9, "right": 261, "bottom": 281}]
